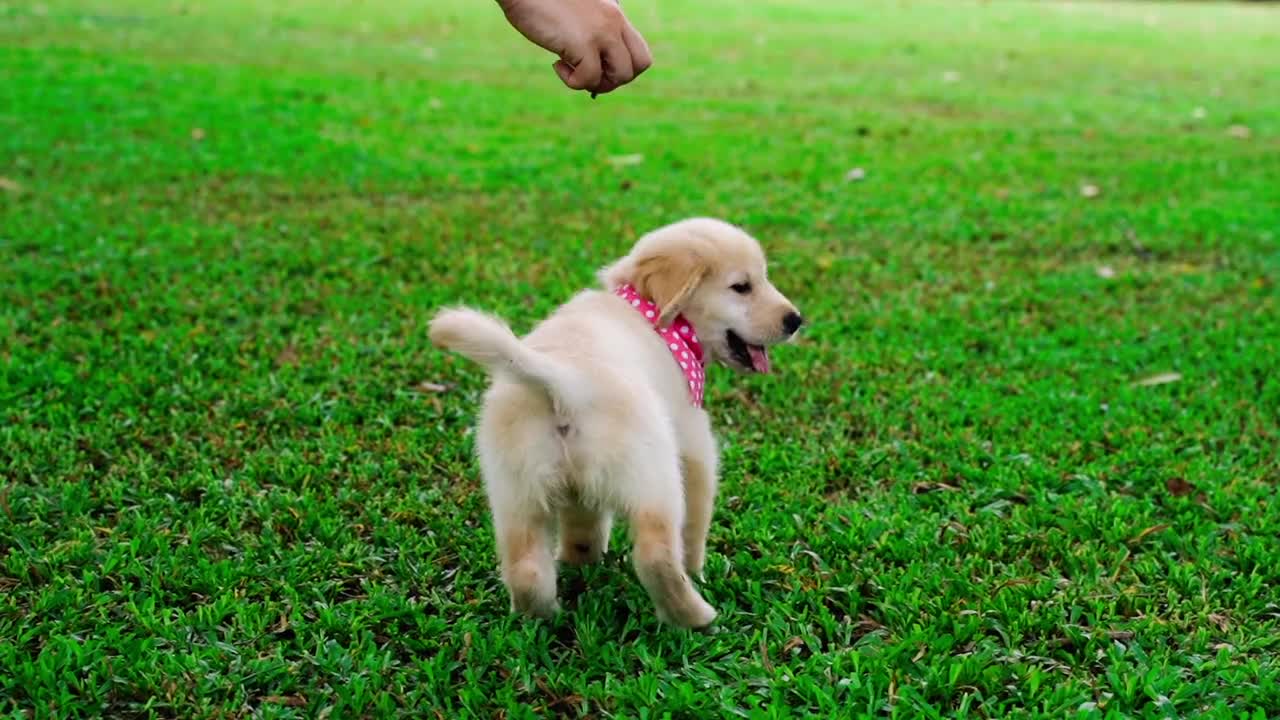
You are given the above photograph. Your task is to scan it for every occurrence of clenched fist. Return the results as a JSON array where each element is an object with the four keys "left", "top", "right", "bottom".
[{"left": 497, "top": 0, "right": 653, "bottom": 95}]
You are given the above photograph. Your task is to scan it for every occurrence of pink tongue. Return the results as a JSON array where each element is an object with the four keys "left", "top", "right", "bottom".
[{"left": 747, "top": 344, "right": 771, "bottom": 374}]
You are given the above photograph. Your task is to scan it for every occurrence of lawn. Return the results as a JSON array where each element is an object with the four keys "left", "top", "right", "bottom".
[{"left": 2, "top": 0, "right": 1279, "bottom": 716}]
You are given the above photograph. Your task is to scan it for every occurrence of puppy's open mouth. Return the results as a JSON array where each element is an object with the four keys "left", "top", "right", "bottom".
[{"left": 726, "top": 330, "right": 771, "bottom": 373}]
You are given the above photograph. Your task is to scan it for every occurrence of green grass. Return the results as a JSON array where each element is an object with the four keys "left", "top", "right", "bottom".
[{"left": 3, "top": 0, "right": 1280, "bottom": 716}]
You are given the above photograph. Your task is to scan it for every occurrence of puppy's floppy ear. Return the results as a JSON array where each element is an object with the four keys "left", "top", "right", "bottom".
[{"left": 633, "top": 250, "right": 709, "bottom": 326}]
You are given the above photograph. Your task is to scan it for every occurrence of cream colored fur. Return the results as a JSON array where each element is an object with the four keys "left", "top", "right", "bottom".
[{"left": 429, "top": 217, "right": 801, "bottom": 628}]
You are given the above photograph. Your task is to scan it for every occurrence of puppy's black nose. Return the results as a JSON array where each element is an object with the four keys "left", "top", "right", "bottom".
[{"left": 782, "top": 312, "right": 804, "bottom": 336}]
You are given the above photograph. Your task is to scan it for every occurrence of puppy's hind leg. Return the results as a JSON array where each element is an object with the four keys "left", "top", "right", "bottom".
[
  {"left": 617, "top": 455, "right": 717, "bottom": 629},
  {"left": 479, "top": 418, "right": 562, "bottom": 619},
  {"left": 494, "top": 508, "right": 559, "bottom": 618}
]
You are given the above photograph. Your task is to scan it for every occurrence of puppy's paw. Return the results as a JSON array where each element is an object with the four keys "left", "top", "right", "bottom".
[
  {"left": 684, "top": 597, "right": 718, "bottom": 629},
  {"left": 510, "top": 589, "right": 560, "bottom": 620},
  {"left": 507, "top": 559, "right": 559, "bottom": 619},
  {"left": 657, "top": 593, "right": 717, "bottom": 630}
]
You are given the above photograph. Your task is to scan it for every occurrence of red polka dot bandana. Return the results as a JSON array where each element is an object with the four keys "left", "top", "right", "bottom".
[{"left": 614, "top": 284, "right": 707, "bottom": 407}]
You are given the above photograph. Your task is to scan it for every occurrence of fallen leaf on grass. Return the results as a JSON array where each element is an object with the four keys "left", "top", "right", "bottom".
[
  {"left": 0, "top": 177, "right": 21, "bottom": 193},
  {"left": 1168, "top": 262, "right": 1203, "bottom": 275},
  {"left": 1133, "top": 372, "right": 1182, "bottom": 387},
  {"left": 415, "top": 380, "right": 450, "bottom": 393},
  {"left": 190, "top": 127, "right": 206, "bottom": 141},
  {"left": 994, "top": 577, "right": 1036, "bottom": 592},
  {"left": 911, "top": 481, "right": 959, "bottom": 494},
  {"left": 1226, "top": 124, "right": 1251, "bottom": 139},
  {"left": 271, "top": 612, "right": 290, "bottom": 634},
  {"left": 263, "top": 695, "right": 307, "bottom": 707},
  {"left": 1129, "top": 524, "right": 1170, "bottom": 544},
  {"left": 606, "top": 153, "right": 644, "bottom": 167},
  {"left": 275, "top": 346, "right": 299, "bottom": 367},
  {"left": 938, "top": 520, "right": 969, "bottom": 544},
  {"left": 1165, "top": 477, "right": 1195, "bottom": 497},
  {"left": 458, "top": 631, "right": 472, "bottom": 661}
]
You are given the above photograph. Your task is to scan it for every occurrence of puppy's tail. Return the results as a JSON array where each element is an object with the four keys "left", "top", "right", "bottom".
[{"left": 429, "top": 307, "right": 587, "bottom": 415}]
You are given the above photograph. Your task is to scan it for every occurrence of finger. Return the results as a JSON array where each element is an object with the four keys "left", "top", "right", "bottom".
[
  {"left": 599, "top": 37, "right": 635, "bottom": 92},
  {"left": 553, "top": 58, "right": 576, "bottom": 86},
  {"left": 592, "top": 77, "right": 620, "bottom": 96},
  {"left": 558, "top": 58, "right": 614, "bottom": 98},
  {"left": 562, "top": 47, "right": 603, "bottom": 91},
  {"left": 621, "top": 23, "right": 652, "bottom": 76}
]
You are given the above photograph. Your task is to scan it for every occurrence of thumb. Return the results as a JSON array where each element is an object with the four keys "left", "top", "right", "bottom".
[{"left": 553, "top": 58, "right": 576, "bottom": 86}]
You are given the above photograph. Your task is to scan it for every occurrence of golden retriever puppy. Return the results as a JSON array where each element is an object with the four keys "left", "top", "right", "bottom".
[{"left": 429, "top": 217, "right": 803, "bottom": 628}]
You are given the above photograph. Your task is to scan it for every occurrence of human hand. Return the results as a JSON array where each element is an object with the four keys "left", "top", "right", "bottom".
[{"left": 497, "top": 0, "right": 653, "bottom": 95}]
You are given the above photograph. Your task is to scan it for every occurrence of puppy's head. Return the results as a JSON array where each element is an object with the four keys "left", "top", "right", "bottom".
[{"left": 600, "top": 217, "right": 803, "bottom": 374}]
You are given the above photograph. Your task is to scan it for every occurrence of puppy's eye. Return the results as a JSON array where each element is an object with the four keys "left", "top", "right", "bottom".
[{"left": 730, "top": 282, "right": 752, "bottom": 295}]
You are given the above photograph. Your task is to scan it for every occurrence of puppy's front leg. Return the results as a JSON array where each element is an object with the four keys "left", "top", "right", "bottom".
[{"left": 680, "top": 430, "right": 719, "bottom": 580}]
